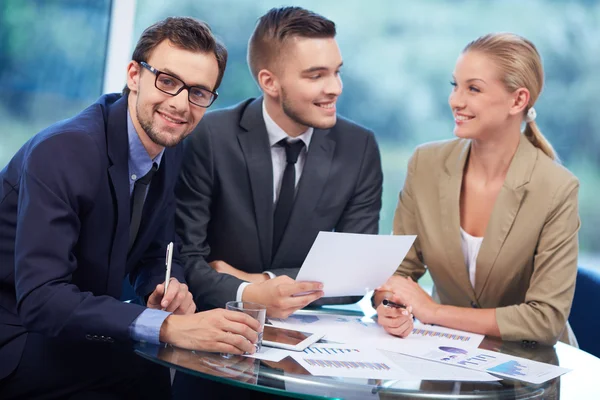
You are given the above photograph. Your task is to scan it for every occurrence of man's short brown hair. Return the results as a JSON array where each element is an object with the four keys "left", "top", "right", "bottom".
[
  {"left": 247, "top": 7, "right": 336, "bottom": 81},
  {"left": 123, "top": 16, "right": 227, "bottom": 96}
]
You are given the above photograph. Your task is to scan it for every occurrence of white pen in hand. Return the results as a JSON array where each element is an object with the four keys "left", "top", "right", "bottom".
[{"left": 163, "top": 241, "right": 173, "bottom": 310}]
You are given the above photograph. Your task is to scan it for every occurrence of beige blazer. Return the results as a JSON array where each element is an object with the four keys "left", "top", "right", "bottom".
[{"left": 393, "top": 136, "right": 580, "bottom": 345}]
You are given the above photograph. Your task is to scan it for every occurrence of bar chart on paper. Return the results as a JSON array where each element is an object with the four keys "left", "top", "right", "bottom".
[
  {"left": 291, "top": 344, "right": 409, "bottom": 379},
  {"left": 457, "top": 353, "right": 497, "bottom": 367},
  {"left": 487, "top": 361, "right": 528, "bottom": 377},
  {"left": 412, "top": 327, "right": 475, "bottom": 342},
  {"left": 303, "top": 346, "right": 360, "bottom": 355},
  {"left": 304, "top": 359, "right": 391, "bottom": 371}
]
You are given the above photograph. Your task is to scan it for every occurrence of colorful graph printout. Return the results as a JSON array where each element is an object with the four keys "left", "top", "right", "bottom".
[
  {"left": 388, "top": 341, "right": 571, "bottom": 384},
  {"left": 487, "top": 361, "right": 528, "bottom": 377}
]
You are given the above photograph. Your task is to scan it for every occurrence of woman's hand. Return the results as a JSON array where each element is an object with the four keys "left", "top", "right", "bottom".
[
  {"left": 377, "top": 275, "right": 440, "bottom": 324},
  {"left": 376, "top": 301, "right": 414, "bottom": 337}
]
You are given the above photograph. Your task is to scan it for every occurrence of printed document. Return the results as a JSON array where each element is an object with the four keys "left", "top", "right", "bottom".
[{"left": 295, "top": 232, "right": 416, "bottom": 297}]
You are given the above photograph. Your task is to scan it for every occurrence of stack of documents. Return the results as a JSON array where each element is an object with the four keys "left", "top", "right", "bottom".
[{"left": 254, "top": 313, "right": 570, "bottom": 383}]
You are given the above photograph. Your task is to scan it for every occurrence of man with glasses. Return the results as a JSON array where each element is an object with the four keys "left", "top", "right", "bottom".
[
  {"left": 176, "top": 7, "right": 383, "bottom": 318},
  {"left": 0, "top": 17, "right": 259, "bottom": 399}
]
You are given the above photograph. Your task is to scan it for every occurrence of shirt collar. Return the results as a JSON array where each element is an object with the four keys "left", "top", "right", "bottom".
[
  {"left": 262, "top": 100, "right": 313, "bottom": 148},
  {"left": 127, "top": 110, "right": 164, "bottom": 178}
]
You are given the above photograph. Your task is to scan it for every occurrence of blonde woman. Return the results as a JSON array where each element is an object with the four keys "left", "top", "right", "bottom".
[{"left": 375, "top": 33, "right": 580, "bottom": 346}]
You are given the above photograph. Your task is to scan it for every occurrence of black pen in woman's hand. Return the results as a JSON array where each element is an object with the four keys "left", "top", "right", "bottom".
[{"left": 382, "top": 299, "right": 406, "bottom": 309}]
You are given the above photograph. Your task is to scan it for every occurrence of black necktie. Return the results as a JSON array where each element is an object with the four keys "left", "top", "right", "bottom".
[
  {"left": 273, "top": 139, "right": 305, "bottom": 255},
  {"left": 129, "top": 163, "right": 158, "bottom": 252}
]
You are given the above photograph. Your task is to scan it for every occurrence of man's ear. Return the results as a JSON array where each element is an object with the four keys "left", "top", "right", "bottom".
[
  {"left": 257, "top": 69, "right": 280, "bottom": 98},
  {"left": 126, "top": 61, "right": 141, "bottom": 95}
]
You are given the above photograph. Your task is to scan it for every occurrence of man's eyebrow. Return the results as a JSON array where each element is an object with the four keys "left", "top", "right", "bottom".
[
  {"left": 301, "top": 62, "right": 344, "bottom": 74},
  {"left": 162, "top": 67, "right": 212, "bottom": 91}
]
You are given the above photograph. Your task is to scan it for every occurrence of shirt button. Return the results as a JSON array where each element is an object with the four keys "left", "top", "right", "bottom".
[
  {"left": 131, "top": 174, "right": 137, "bottom": 180},
  {"left": 470, "top": 301, "right": 479, "bottom": 308}
]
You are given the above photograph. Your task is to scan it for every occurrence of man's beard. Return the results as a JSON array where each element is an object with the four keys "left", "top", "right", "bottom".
[
  {"left": 281, "top": 88, "right": 336, "bottom": 130},
  {"left": 136, "top": 102, "right": 186, "bottom": 148}
]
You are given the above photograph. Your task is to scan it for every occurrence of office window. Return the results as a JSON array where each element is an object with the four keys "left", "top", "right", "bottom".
[
  {"left": 0, "top": 0, "right": 111, "bottom": 167},
  {"left": 132, "top": 0, "right": 600, "bottom": 270}
]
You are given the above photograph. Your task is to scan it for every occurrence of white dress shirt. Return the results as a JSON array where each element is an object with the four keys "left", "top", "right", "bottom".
[
  {"left": 460, "top": 227, "right": 484, "bottom": 289},
  {"left": 236, "top": 100, "right": 314, "bottom": 301}
]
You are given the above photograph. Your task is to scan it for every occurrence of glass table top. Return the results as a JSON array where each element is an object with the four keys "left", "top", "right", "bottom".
[{"left": 135, "top": 308, "right": 600, "bottom": 399}]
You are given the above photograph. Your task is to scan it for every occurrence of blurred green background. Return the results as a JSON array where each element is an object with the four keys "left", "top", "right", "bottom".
[{"left": 1, "top": 0, "right": 598, "bottom": 277}]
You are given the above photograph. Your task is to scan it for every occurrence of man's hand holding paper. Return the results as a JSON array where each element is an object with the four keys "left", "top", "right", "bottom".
[{"left": 243, "top": 275, "right": 324, "bottom": 318}]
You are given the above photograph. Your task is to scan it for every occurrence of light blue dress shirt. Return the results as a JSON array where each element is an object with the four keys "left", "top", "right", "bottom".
[{"left": 125, "top": 111, "right": 170, "bottom": 344}]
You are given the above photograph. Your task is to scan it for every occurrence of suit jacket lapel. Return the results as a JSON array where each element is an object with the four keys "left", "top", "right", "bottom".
[
  {"left": 105, "top": 96, "right": 130, "bottom": 295},
  {"left": 238, "top": 98, "right": 274, "bottom": 268},
  {"left": 475, "top": 136, "right": 536, "bottom": 299},
  {"left": 440, "top": 140, "right": 477, "bottom": 301},
  {"left": 271, "top": 130, "right": 335, "bottom": 268}
]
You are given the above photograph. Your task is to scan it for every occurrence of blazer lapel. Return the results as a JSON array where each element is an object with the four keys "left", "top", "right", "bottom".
[
  {"left": 440, "top": 140, "right": 477, "bottom": 301},
  {"left": 105, "top": 96, "right": 130, "bottom": 295},
  {"left": 474, "top": 136, "right": 536, "bottom": 299},
  {"left": 271, "top": 129, "right": 335, "bottom": 268},
  {"left": 238, "top": 98, "right": 274, "bottom": 268}
]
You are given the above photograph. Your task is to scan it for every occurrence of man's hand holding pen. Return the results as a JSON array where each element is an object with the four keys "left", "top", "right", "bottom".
[
  {"left": 147, "top": 278, "right": 196, "bottom": 315},
  {"left": 147, "top": 242, "right": 196, "bottom": 315}
]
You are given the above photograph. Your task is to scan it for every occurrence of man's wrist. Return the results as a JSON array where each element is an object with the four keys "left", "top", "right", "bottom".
[
  {"left": 242, "top": 282, "right": 259, "bottom": 304},
  {"left": 159, "top": 314, "right": 178, "bottom": 344},
  {"left": 243, "top": 273, "right": 269, "bottom": 284}
]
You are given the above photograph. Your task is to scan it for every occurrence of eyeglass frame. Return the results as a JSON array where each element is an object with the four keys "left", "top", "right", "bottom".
[{"left": 138, "top": 61, "right": 218, "bottom": 108}]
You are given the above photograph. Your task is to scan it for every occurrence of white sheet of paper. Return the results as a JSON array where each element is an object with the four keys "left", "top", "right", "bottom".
[
  {"left": 271, "top": 314, "right": 484, "bottom": 349},
  {"left": 388, "top": 340, "right": 571, "bottom": 384},
  {"left": 295, "top": 344, "right": 498, "bottom": 382},
  {"left": 295, "top": 232, "right": 416, "bottom": 297},
  {"left": 290, "top": 343, "right": 414, "bottom": 380},
  {"left": 381, "top": 351, "right": 500, "bottom": 381}
]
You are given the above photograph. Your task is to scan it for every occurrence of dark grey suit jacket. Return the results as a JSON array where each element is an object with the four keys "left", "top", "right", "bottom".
[{"left": 175, "top": 97, "right": 383, "bottom": 309}]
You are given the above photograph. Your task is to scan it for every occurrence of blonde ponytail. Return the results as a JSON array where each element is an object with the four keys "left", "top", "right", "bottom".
[{"left": 523, "top": 120, "right": 559, "bottom": 162}]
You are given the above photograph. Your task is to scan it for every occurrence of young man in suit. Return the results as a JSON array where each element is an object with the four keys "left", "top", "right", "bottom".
[
  {"left": 0, "top": 17, "right": 259, "bottom": 399},
  {"left": 176, "top": 7, "right": 383, "bottom": 319}
]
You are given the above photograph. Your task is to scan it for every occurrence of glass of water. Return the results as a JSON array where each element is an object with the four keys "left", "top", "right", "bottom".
[{"left": 224, "top": 301, "right": 266, "bottom": 356}]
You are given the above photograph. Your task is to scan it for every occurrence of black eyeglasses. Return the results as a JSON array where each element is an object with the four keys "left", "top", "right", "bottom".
[{"left": 139, "top": 61, "right": 218, "bottom": 108}]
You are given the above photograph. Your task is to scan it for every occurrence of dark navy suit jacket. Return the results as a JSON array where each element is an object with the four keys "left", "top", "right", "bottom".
[{"left": 0, "top": 94, "right": 185, "bottom": 380}]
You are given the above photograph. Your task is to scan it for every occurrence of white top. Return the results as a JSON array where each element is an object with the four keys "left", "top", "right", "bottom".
[
  {"left": 460, "top": 227, "right": 484, "bottom": 289},
  {"left": 262, "top": 100, "right": 314, "bottom": 203},
  {"left": 236, "top": 101, "right": 314, "bottom": 301}
]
